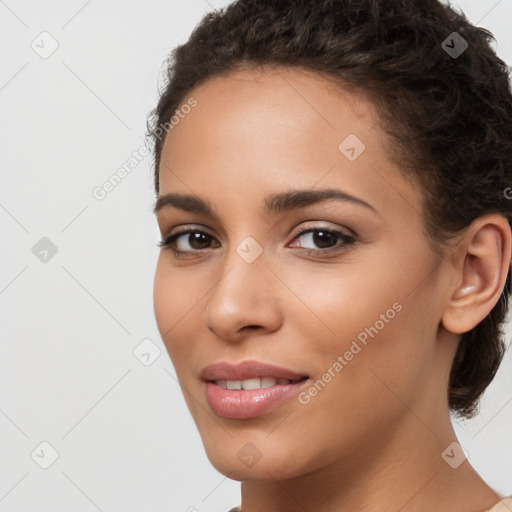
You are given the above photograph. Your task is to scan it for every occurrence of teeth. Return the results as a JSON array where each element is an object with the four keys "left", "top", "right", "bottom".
[
  {"left": 216, "top": 377, "right": 293, "bottom": 389},
  {"left": 261, "top": 377, "right": 277, "bottom": 388},
  {"left": 241, "top": 378, "right": 261, "bottom": 390},
  {"left": 226, "top": 380, "right": 242, "bottom": 390}
]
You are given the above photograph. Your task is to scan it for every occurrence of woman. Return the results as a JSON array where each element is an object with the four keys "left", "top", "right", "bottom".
[{"left": 147, "top": 0, "right": 512, "bottom": 510}]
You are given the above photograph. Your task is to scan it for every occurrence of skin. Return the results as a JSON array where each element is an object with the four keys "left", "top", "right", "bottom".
[{"left": 153, "top": 66, "right": 511, "bottom": 512}]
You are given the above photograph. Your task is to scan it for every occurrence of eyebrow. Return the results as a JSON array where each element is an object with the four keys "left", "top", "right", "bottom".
[{"left": 153, "top": 188, "right": 378, "bottom": 216}]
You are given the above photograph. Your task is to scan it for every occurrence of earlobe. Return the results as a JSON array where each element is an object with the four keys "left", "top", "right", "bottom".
[{"left": 441, "top": 215, "right": 512, "bottom": 335}]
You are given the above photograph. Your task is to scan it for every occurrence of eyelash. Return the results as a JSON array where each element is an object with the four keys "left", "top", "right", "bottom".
[{"left": 157, "top": 226, "right": 357, "bottom": 258}]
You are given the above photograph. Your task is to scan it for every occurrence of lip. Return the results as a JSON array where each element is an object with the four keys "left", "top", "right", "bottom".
[
  {"left": 199, "top": 360, "right": 309, "bottom": 382},
  {"left": 200, "top": 360, "right": 310, "bottom": 419}
]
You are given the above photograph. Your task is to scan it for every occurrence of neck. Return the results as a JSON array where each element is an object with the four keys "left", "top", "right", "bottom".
[{"left": 239, "top": 408, "right": 500, "bottom": 512}]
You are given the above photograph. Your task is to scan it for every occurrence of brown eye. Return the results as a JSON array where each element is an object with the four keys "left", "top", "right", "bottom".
[
  {"left": 158, "top": 229, "right": 219, "bottom": 252},
  {"left": 290, "top": 228, "right": 356, "bottom": 251},
  {"left": 180, "top": 232, "right": 212, "bottom": 250}
]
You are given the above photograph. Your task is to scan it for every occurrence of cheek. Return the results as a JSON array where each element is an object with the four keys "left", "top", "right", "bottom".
[
  {"left": 277, "top": 258, "right": 404, "bottom": 348},
  {"left": 289, "top": 264, "right": 439, "bottom": 420},
  {"left": 153, "top": 258, "right": 201, "bottom": 364},
  {"left": 153, "top": 260, "right": 174, "bottom": 340},
  {"left": 279, "top": 252, "right": 437, "bottom": 394}
]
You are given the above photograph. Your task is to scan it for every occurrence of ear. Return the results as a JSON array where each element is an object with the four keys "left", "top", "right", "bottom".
[{"left": 442, "top": 214, "right": 512, "bottom": 334}]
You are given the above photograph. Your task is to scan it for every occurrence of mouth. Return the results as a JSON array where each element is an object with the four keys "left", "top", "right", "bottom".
[
  {"left": 199, "top": 359, "right": 310, "bottom": 382},
  {"left": 200, "top": 360, "right": 310, "bottom": 419},
  {"left": 211, "top": 375, "right": 309, "bottom": 390}
]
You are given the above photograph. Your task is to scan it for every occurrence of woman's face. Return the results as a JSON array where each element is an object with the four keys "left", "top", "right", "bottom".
[{"left": 153, "top": 66, "right": 455, "bottom": 480}]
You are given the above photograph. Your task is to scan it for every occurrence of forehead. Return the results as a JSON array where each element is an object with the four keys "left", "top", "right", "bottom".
[
  {"left": 168, "top": 65, "right": 379, "bottom": 142},
  {"left": 158, "top": 65, "right": 422, "bottom": 224},
  {"left": 160, "top": 66, "right": 378, "bottom": 175}
]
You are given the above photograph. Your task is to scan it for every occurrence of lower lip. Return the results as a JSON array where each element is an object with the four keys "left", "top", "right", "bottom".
[{"left": 204, "top": 379, "right": 309, "bottom": 419}]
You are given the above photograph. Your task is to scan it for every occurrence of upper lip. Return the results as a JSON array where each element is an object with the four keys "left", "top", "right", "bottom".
[{"left": 200, "top": 360, "right": 309, "bottom": 382}]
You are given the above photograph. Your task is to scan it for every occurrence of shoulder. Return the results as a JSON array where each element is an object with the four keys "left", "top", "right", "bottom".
[{"left": 486, "top": 496, "right": 512, "bottom": 512}]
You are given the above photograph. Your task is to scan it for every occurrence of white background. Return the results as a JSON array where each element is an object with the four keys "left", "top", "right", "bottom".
[{"left": 0, "top": 1, "right": 511, "bottom": 511}]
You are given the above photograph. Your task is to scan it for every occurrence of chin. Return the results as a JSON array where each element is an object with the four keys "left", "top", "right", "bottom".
[{"left": 202, "top": 438, "right": 311, "bottom": 482}]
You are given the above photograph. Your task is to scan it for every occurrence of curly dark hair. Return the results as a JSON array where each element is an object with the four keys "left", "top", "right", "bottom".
[{"left": 146, "top": 0, "right": 512, "bottom": 419}]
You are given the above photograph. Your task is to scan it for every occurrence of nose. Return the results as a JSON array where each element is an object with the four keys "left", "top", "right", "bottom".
[{"left": 203, "top": 251, "right": 283, "bottom": 342}]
